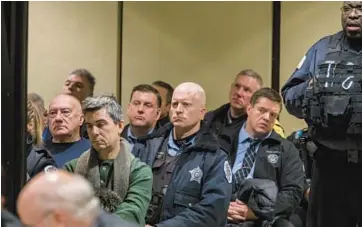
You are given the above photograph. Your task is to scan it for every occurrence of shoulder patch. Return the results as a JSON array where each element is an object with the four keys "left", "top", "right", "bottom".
[
  {"left": 267, "top": 154, "right": 279, "bottom": 164},
  {"left": 297, "top": 55, "right": 306, "bottom": 69},
  {"left": 224, "top": 161, "right": 232, "bottom": 184},
  {"left": 44, "top": 165, "right": 57, "bottom": 173}
]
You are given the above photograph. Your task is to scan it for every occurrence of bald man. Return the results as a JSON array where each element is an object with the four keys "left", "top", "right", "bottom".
[
  {"left": 44, "top": 94, "right": 91, "bottom": 167},
  {"left": 17, "top": 170, "right": 138, "bottom": 227},
  {"left": 132, "top": 82, "right": 232, "bottom": 227}
]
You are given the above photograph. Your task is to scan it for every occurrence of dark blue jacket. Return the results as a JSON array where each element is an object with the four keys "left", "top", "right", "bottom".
[
  {"left": 131, "top": 123, "right": 173, "bottom": 166},
  {"left": 132, "top": 124, "right": 233, "bottom": 227},
  {"left": 281, "top": 31, "right": 344, "bottom": 119},
  {"left": 281, "top": 30, "right": 362, "bottom": 150},
  {"left": 44, "top": 138, "right": 91, "bottom": 168}
]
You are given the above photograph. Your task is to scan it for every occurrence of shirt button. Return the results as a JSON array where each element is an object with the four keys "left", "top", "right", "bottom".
[
  {"left": 188, "top": 203, "right": 192, "bottom": 207},
  {"left": 100, "top": 180, "right": 105, "bottom": 184},
  {"left": 102, "top": 166, "right": 107, "bottom": 171}
]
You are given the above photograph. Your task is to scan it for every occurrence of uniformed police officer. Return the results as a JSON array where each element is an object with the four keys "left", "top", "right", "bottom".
[
  {"left": 133, "top": 82, "right": 232, "bottom": 227},
  {"left": 281, "top": 2, "right": 362, "bottom": 227}
]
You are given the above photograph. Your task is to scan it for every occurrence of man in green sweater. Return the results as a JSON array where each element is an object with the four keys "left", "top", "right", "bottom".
[{"left": 64, "top": 95, "right": 152, "bottom": 226}]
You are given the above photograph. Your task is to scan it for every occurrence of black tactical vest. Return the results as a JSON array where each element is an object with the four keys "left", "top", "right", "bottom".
[
  {"left": 303, "top": 33, "right": 362, "bottom": 140},
  {"left": 146, "top": 138, "right": 178, "bottom": 225}
]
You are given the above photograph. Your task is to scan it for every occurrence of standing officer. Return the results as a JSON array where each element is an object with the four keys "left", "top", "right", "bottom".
[{"left": 281, "top": 2, "right": 362, "bottom": 227}]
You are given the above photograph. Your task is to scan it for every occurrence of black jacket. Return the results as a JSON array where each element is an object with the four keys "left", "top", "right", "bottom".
[
  {"left": 236, "top": 179, "right": 278, "bottom": 221},
  {"left": 132, "top": 124, "right": 233, "bottom": 227},
  {"left": 287, "top": 129, "right": 312, "bottom": 209},
  {"left": 27, "top": 139, "right": 57, "bottom": 179},
  {"left": 203, "top": 103, "right": 247, "bottom": 154},
  {"left": 235, "top": 131, "right": 305, "bottom": 218}
]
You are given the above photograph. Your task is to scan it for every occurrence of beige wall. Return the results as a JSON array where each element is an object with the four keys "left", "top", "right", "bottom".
[
  {"left": 122, "top": 1, "right": 273, "bottom": 117},
  {"left": 27, "top": 1, "right": 344, "bottom": 133},
  {"left": 279, "top": 1, "right": 342, "bottom": 135},
  {"left": 28, "top": 1, "right": 120, "bottom": 107}
]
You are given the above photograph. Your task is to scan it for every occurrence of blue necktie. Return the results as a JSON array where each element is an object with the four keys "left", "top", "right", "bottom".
[{"left": 234, "top": 138, "right": 260, "bottom": 186}]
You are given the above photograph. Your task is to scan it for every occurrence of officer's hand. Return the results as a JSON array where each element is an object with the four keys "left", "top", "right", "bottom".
[
  {"left": 145, "top": 225, "right": 153, "bottom": 227},
  {"left": 227, "top": 201, "right": 248, "bottom": 222},
  {"left": 235, "top": 200, "right": 259, "bottom": 220}
]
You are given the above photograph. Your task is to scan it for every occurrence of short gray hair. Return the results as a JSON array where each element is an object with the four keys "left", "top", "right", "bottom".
[
  {"left": 82, "top": 95, "right": 123, "bottom": 123},
  {"left": 236, "top": 69, "right": 263, "bottom": 87}
]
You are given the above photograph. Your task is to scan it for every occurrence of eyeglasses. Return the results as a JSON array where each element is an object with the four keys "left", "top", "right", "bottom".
[
  {"left": 341, "top": 6, "right": 362, "bottom": 16},
  {"left": 48, "top": 108, "right": 72, "bottom": 119}
]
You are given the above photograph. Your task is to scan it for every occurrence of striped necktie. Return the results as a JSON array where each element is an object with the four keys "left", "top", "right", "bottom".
[{"left": 234, "top": 138, "right": 260, "bottom": 187}]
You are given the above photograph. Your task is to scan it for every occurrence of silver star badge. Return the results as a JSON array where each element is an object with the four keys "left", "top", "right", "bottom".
[{"left": 189, "top": 166, "right": 203, "bottom": 184}]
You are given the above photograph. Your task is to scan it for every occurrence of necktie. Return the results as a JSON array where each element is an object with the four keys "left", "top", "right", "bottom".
[{"left": 234, "top": 138, "right": 260, "bottom": 187}]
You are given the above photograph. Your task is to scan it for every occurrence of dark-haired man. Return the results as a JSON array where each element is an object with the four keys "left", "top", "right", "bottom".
[
  {"left": 121, "top": 84, "right": 161, "bottom": 147},
  {"left": 152, "top": 81, "right": 174, "bottom": 127},
  {"left": 227, "top": 88, "right": 304, "bottom": 227},
  {"left": 65, "top": 95, "right": 152, "bottom": 226}
]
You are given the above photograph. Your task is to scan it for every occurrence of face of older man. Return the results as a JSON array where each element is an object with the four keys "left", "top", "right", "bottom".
[{"left": 48, "top": 95, "right": 83, "bottom": 142}]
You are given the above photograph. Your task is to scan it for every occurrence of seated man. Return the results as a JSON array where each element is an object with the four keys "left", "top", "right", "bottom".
[
  {"left": 151, "top": 81, "right": 174, "bottom": 127},
  {"left": 133, "top": 82, "right": 232, "bottom": 227},
  {"left": 43, "top": 69, "right": 96, "bottom": 141},
  {"left": 44, "top": 94, "right": 91, "bottom": 167},
  {"left": 121, "top": 84, "right": 161, "bottom": 148},
  {"left": 17, "top": 170, "right": 138, "bottom": 227},
  {"left": 227, "top": 88, "right": 304, "bottom": 227},
  {"left": 64, "top": 95, "right": 153, "bottom": 226},
  {"left": 204, "top": 70, "right": 285, "bottom": 154}
]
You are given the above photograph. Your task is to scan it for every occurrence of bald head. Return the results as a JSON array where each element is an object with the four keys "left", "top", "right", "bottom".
[
  {"left": 170, "top": 82, "right": 207, "bottom": 136},
  {"left": 48, "top": 94, "right": 84, "bottom": 143},
  {"left": 17, "top": 171, "right": 99, "bottom": 227},
  {"left": 173, "top": 82, "right": 206, "bottom": 107},
  {"left": 50, "top": 93, "right": 82, "bottom": 112}
]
